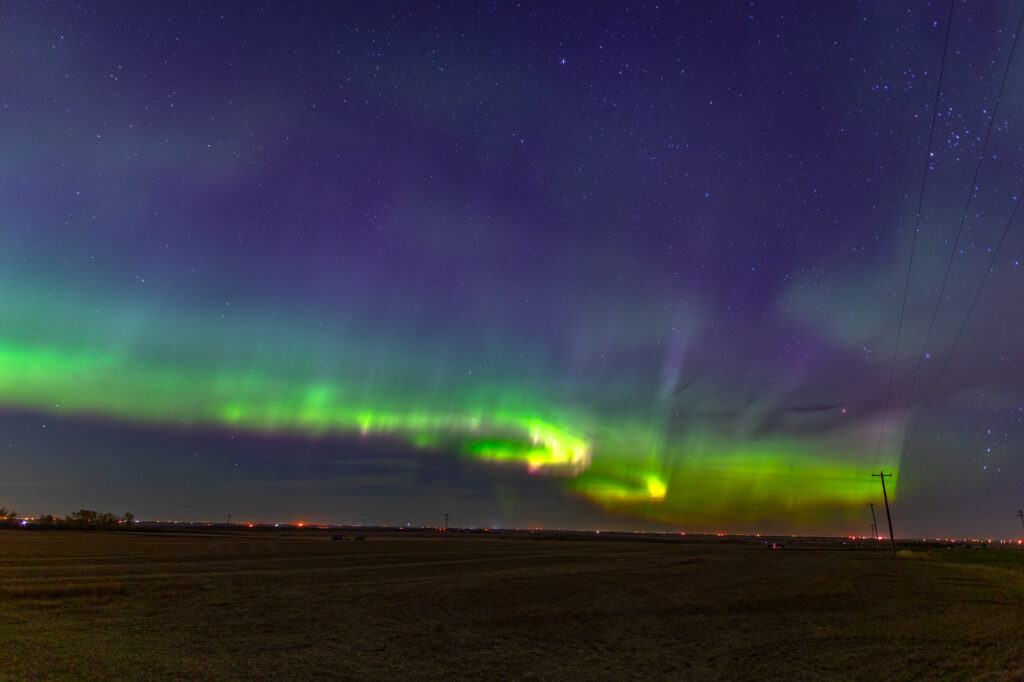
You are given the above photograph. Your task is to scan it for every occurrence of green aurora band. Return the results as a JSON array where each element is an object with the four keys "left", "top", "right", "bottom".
[{"left": 0, "top": 337, "right": 897, "bottom": 529}]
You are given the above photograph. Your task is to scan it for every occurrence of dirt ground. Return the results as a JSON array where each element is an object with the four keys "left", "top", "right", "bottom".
[{"left": 1, "top": 530, "right": 1021, "bottom": 680}]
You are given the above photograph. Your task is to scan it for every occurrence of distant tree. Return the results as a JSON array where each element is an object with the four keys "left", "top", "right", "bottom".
[
  {"left": 39, "top": 514, "right": 55, "bottom": 526},
  {"left": 124, "top": 512, "right": 135, "bottom": 526},
  {"left": 100, "top": 512, "right": 119, "bottom": 528},
  {"left": 0, "top": 507, "right": 8, "bottom": 520},
  {"left": 72, "top": 509, "right": 99, "bottom": 526}
]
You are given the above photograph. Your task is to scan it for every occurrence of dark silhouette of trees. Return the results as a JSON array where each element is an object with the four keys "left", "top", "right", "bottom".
[
  {"left": 66, "top": 510, "right": 134, "bottom": 529},
  {"left": 71, "top": 509, "right": 99, "bottom": 526},
  {"left": 0, "top": 506, "right": 135, "bottom": 530},
  {"left": 0, "top": 506, "right": 17, "bottom": 528}
]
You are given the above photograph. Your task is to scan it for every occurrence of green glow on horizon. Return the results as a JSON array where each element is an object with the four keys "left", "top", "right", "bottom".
[
  {"left": 0, "top": 340, "right": 899, "bottom": 526},
  {"left": 573, "top": 445, "right": 896, "bottom": 523}
]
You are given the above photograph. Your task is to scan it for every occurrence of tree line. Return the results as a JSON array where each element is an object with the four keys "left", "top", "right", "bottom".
[{"left": 0, "top": 507, "right": 135, "bottom": 529}]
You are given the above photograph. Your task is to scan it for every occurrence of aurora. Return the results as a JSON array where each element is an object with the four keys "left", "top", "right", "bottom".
[{"left": 0, "top": 326, "right": 897, "bottom": 528}]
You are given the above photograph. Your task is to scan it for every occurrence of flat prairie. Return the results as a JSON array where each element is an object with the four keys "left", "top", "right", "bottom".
[{"left": 0, "top": 530, "right": 1021, "bottom": 680}]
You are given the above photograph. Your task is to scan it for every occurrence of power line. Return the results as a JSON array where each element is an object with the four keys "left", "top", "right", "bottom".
[
  {"left": 875, "top": 0, "right": 956, "bottom": 456},
  {"left": 895, "top": 505, "right": 1021, "bottom": 514},
  {"left": 898, "top": 1, "right": 1024, "bottom": 429},
  {"left": 902, "top": 185, "right": 1024, "bottom": 454}
]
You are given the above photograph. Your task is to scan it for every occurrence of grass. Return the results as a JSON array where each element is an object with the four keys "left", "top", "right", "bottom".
[{"left": 0, "top": 530, "right": 1022, "bottom": 680}]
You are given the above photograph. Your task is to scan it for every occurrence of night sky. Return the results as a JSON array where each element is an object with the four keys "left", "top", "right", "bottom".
[{"left": 3, "top": 1, "right": 1024, "bottom": 537}]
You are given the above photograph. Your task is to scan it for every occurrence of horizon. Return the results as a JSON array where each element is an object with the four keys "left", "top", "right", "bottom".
[
  {"left": 7, "top": 515, "right": 1024, "bottom": 544},
  {"left": 7, "top": 502, "right": 1024, "bottom": 543}
]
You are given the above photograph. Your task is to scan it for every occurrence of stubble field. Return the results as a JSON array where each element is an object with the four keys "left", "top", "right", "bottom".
[{"left": 0, "top": 529, "right": 1022, "bottom": 680}]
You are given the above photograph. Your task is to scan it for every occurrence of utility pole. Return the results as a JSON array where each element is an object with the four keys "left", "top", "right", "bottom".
[
  {"left": 443, "top": 512, "right": 449, "bottom": 537},
  {"left": 227, "top": 513, "right": 232, "bottom": 526},
  {"left": 872, "top": 472, "right": 897, "bottom": 558},
  {"left": 867, "top": 502, "right": 878, "bottom": 541},
  {"left": 1017, "top": 510, "right": 1024, "bottom": 533}
]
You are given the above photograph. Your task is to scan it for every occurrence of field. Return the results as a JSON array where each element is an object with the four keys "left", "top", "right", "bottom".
[{"left": 1, "top": 530, "right": 1022, "bottom": 680}]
